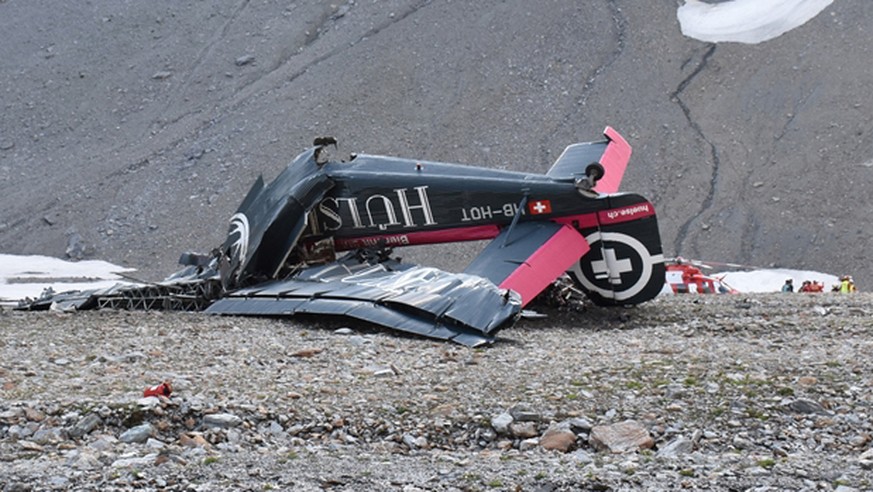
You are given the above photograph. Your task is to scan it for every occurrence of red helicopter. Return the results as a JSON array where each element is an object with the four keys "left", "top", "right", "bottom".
[{"left": 663, "top": 257, "right": 738, "bottom": 295}]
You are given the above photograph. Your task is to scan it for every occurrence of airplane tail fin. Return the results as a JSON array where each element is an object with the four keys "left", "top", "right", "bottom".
[
  {"left": 565, "top": 194, "right": 665, "bottom": 306},
  {"left": 547, "top": 126, "right": 631, "bottom": 194}
]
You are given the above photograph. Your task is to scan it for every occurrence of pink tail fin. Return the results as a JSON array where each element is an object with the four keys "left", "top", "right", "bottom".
[{"left": 593, "top": 126, "right": 631, "bottom": 194}]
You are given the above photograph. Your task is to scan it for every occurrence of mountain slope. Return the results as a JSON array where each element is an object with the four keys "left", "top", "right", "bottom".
[{"left": 1, "top": 1, "right": 870, "bottom": 286}]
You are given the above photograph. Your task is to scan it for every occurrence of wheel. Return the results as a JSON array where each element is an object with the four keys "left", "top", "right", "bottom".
[{"left": 585, "top": 162, "right": 605, "bottom": 182}]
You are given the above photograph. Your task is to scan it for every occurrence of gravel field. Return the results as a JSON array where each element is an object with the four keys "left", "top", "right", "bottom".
[{"left": 2, "top": 292, "right": 872, "bottom": 491}]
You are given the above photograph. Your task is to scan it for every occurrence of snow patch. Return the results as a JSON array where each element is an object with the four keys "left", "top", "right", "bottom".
[
  {"left": 715, "top": 268, "right": 839, "bottom": 293},
  {"left": 0, "top": 254, "right": 136, "bottom": 302},
  {"left": 677, "top": 0, "right": 834, "bottom": 44}
]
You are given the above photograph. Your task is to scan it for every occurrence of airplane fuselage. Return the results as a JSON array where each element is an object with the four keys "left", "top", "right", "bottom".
[
  {"left": 306, "top": 155, "right": 653, "bottom": 251},
  {"left": 220, "top": 133, "right": 665, "bottom": 308}
]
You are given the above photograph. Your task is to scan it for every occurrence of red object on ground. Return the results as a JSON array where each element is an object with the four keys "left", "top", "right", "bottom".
[
  {"left": 143, "top": 381, "right": 173, "bottom": 398},
  {"left": 665, "top": 261, "right": 738, "bottom": 294}
]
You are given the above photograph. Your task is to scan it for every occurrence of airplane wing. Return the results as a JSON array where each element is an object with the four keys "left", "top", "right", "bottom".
[
  {"left": 464, "top": 221, "right": 590, "bottom": 306},
  {"left": 547, "top": 126, "right": 631, "bottom": 194},
  {"left": 17, "top": 251, "right": 522, "bottom": 347},
  {"left": 206, "top": 252, "right": 522, "bottom": 347}
]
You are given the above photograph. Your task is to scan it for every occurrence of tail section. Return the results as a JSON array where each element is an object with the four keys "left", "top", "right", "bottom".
[
  {"left": 565, "top": 195, "right": 665, "bottom": 306},
  {"left": 547, "top": 126, "right": 631, "bottom": 194}
]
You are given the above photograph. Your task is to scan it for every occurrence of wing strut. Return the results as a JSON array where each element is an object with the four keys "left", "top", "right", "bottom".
[{"left": 501, "top": 193, "right": 529, "bottom": 248}]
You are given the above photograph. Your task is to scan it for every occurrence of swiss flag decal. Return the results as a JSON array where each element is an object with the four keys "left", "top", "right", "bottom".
[{"left": 528, "top": 199, "right": 552, "bottom": 215}]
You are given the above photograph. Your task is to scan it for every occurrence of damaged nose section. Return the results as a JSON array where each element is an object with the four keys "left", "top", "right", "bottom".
[
  {"left": 216, "top": 145, "right": 336, "bottom": 291},
  {"left": 218, "top": 212, "right": 251, "bottom": 290}
]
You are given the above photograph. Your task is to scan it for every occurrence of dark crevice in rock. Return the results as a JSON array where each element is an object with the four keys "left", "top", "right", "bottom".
[
  {"left": 540, "top": 0, "right": 627, "bottom": 166},
  {"left": 670, "top": 44, "right": 717, "bottom": 257}
]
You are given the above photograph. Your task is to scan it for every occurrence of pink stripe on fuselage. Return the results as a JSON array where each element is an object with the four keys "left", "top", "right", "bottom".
[
  {"left": 334, "top": 224, "right": 500, "bottom": 251},
  {"left": 331, "top": 200, "right": 654, "bottom": 251}
]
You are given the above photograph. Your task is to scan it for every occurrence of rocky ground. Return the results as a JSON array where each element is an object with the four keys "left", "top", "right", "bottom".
[{"left": 1, "top": 292, "right": 872, "bottom": 491}]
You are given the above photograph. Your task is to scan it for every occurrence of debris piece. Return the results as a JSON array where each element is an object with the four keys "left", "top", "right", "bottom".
[{"left": 143, "top": 380, "right": 173, "bottom": 398}]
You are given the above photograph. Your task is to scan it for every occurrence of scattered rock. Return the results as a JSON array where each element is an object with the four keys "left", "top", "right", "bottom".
[
  {"left": 137, "top": 396, "right": 161, "bottom": 408},
  {"left": 518, "top": 438, "right": 539, "bottom": 451},
  {"left": 291, "top": 347, "right": 324, "bottom": 358},
  {"left": 1, "top": 408, "right": 25, "bottom": 423},
  {"left": 235, "top": 54, "right": 256, "bottom": 66},
  {"left": 589, "top": 420, "right": 654, "bottom": 453},
  {"left": 540, "top": 426, "right": 577, "bottom": 452},
  {"left": 111, "top": 453, "right": 158, "bottom": 468},
  {"left": 1, "top": 294, "right": 872, "bottom": 489},
  {"left": 732, "top": 435, "right": 754, "bottom": 450},
  {"left": 65, "top": 229, "right": 87, "bottom": 260},
  {"left": 490, "top": 412, "right": 513, "bottom": 434},
  {"left": 18, "top": 440, "right": 44, "bottom": 452},
  {"left": 509, "top": 421, "right": 538, "bottom": 439},
  {"left": 31, "top": 427, "right": 65, "bottom": 444},
  {"left": 657, "top": 435, "right": 693, "bottom": 458},
  {"left": 347, "top": 335, "right": 371, "bottom": 346},
  {"left": 107, "top": 352, "right": 147, "bottom": 364},
  {"left": 567, "top": 417, "right": 593, "bottom": 433},
  {"left": 119, "top": 423, "right": 153, "bottom": 443},
  {"left": 69, "top": 414, "right": 102, "bottom": 439},
  {"left": 787, "top": 399, "right": 829, "bottom": 415},
  {"left": 859, "top": 448, "right": 873, "bottom": 470},
  {"left": 203, "top": 413, "right": 242, "bottom": 428},
  {"left": 509, "top": 404, "right": 540, "bottom": 422},
  {"left": 569, "top": 448, "right": 594, "bottom": 464},
  {"left": 179, "top": 432, "right": 211, "bottom": 449},
  {"left": 24, "top": 407, "right": 45, "bottom": 422}
]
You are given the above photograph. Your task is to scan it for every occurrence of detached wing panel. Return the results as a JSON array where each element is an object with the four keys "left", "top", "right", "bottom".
[
  {"left": 465, "top": 222, "right": 590, "bottom": 306},
  {"left": 207, "top": 253, "right": 522, "bottom": 347}
]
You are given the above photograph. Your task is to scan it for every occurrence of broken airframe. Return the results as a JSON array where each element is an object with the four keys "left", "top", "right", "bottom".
[{"left": 20, "top": 128, "right": 665, "bottom": 346}]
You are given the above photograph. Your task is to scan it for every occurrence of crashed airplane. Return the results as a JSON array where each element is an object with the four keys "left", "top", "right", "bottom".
[{"left": 20, "top": 127, "right": 665, "bottom": 346}]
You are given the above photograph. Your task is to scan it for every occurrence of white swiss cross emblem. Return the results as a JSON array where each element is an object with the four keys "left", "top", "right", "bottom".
[
  {"left": 528, "top": 199, "right": 552, "bottom": 215},
  {"left": 591, "top": 247, "right": 633, "bottom": 285}
]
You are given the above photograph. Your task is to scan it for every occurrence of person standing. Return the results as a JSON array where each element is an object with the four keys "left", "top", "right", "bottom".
[{"left": 840, "top": 276, "right": 857, "bottom": 293}]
